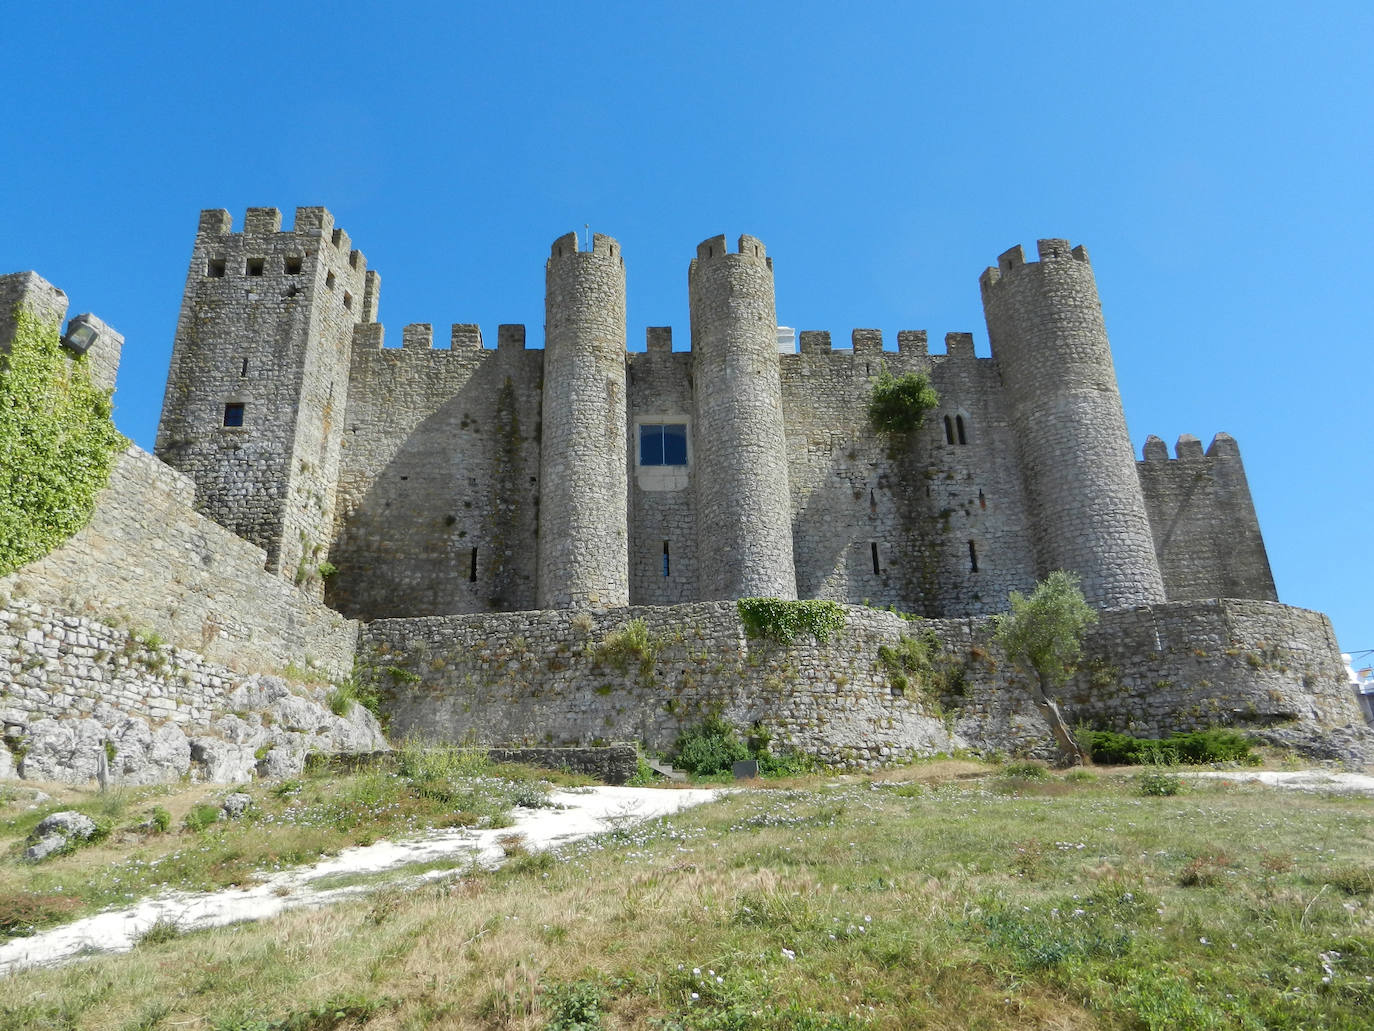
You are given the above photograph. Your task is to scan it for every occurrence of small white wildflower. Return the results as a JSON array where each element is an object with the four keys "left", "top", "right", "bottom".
[{"left": 781, "top": 948, "right": 796, "bottom": 961}]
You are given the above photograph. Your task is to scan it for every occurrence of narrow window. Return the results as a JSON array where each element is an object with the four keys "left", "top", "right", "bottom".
[
  {"left": 871, "top": 542, "right": 880, "bottom": 575},
  {"left": 469, "top": 547, "right": 478, "bottom": 583},
  {"left": 206, "top": 257, "right": 226, "bottom": 278},
  {"left": 968, "top": 540, "right": 979, "bottom": 573},
  {"left": 956, "top": 415, "right": 968, "bottom": 445},
  {"left": 223, "top": 403, "right": 245, "bottom": 428},
  {"left": 246, "top": 257, "right": 265, "bottom": 277},
  {"left": 662, "top": 540, "right": 671, "bottom": 577},
  {"left": 944, "top": 415, "right": 955, "bottom": 445},
  {"left": 326, "top": 270, "right": 336, "bottom": 290},
  {"left": 284, "top": 254, "right": 303, "bottom": 275},
  {"left": 978, "top": 489, "right": 986, "bottom": 509},
  {"left": 240, "top": 357, "right": 249, "bottom": 377},
  {"left": 343, "top": 291, "right": 353, "bottom": 310}
]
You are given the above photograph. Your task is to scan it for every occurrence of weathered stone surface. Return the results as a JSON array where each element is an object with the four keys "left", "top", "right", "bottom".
[
  {"left": 220, "top": 792, "right": 253, "bottom": 819},
  {"left": 24, "top": 811, "right": 98, "bottom": 862}
]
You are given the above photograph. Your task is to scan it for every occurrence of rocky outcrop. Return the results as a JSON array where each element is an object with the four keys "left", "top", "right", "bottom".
[{"left": 4, "top": 674, "right": 387, "bottom": 786}]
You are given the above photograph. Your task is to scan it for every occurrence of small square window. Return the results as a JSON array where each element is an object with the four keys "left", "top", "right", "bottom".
[
  {"left": 206, "top": 257, "right": 226, "bottom": 278},
  {"left": 284, "top": 254, "right": 303, "bottom": 275},
  {"left": 639, "top": 423, "right": 687, "bottom": 466},
  {"left": 343, "top": 291, "right": 353, "bottom": 310},
  {"left": 326, "top": 271, "right": 336, "bottom": 290},
  {"left": 246, "top": 257, "right": 265, "bottom": 277},
  {"left": 223, "top": 403, "right": 245, "bottom": 428}
]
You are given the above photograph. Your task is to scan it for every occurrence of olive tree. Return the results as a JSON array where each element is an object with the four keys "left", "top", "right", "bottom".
[{"left": 993, "top": 571, "right": 1097, "bottom": 766}]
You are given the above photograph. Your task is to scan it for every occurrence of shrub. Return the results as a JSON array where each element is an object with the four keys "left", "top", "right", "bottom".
[
  {"left": 183, "top": 803, "right": 221, "bottom": 832},
  {"left": 1003, "top": 761, "right": 1048, "bottom": 780},
  {"left": 868, "top": 368, "right": 939, "bottom": 435},
  {"left": 1136, "top": 769, "right": 1182, "bottom": 796},
  {"left": 0, "top": 305, "right": 127, "bottom": 574},
  {"left": 1083, "top": 728, "right": 1256, "bottom": 766},
  {"left": 672, "top": 715, "right": 749, "bottom": 776},
  {"left": 593, "top": 618, "right": 659, "bottom": 678},
  {"left": 328, "top": 676, "right": 382, "bottom": 719},
  {"left": 148, "top": 806, "right": 171, "bottom": 833},
  {"left": 737, "top": 598, "right": 845, "bottom": 645},
  {"left": 877, "top": 629, "right": 945, "bottom": 705}
]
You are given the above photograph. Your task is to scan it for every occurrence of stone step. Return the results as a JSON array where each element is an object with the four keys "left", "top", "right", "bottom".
[{"left": 646, "top": 760, "right": 687, "bottom": 782}]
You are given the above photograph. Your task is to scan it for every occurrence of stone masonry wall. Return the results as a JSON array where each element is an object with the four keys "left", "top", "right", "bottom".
[
  {"left": 327, "top": 331, "right": 544, "bottom": 617},
  {"left": 0, "top": 595, "right": 384, "bottom": 784},
  {"left": 1, "top": 447, "right": 358, "bottom": 677},
  {"left": 1138, "top": 433, "right": 1277, "bottom": 602},
  {"left": 361, "top": 602, "right": 961, "bottom": 768},
  {"left": 360, "top": 599, "right": 1364, "bottom": 767},
  {"left": 627, "top": 333, "right": 699, "bottom": 604},
  {"left": 781, "top": 330, "right": 1038, "bottom": 616}
]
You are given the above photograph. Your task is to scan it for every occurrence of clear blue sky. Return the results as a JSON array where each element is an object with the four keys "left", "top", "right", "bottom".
[{"left": 3, "top": 3, "right": 1370, "bottom": 653}]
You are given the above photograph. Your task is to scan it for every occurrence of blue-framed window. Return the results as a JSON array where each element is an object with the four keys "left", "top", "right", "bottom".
[{"left": 639, "top": 423, "right": 687, "bottom": 466}]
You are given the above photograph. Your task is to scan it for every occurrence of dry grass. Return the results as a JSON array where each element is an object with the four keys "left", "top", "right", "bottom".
[{"left": 0, "top": 769, "right": 1371, "bottom": 1029}]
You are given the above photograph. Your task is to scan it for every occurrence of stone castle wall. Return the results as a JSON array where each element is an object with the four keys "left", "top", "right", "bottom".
[
  {"left": 359, "top": 599, "right": 1364, "bottom": 767},
  {"left": 326, "top": 330, "right": 544, "bottom": 618},
  {"left": 1, "top": 447, "right": 358, "bottom": 677},
  {"left": 1138, "top": 433, "right": 1277, "bottom": 602}
]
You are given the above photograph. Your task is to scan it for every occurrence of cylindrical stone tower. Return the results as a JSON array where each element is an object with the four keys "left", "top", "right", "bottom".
[
  {"left": 689, "top": 234, "right": 797, "bottom": 600},
  {"left": 980, "top": 239, "right": 1165, "bottom": 609},
  {"left": 538, "top": 231, "right": 629, "bottom": 608}
]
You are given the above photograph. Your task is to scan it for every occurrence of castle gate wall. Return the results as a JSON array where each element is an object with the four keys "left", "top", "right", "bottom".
[
  {"left": 627, "top": 340, "right": 699, "bottom": 604},
  {"left": 1, "top": 447, "right": 358, "bottom": 676},
  {"left": 327, "top": 336, "right": 544, "bottom": 618}
]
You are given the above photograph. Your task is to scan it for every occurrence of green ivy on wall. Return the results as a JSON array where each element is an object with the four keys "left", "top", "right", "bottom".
[
  {"left": 737, "top": 597, "right": 846, "bottom": 645},
  {"left": 0, "top": 306, "right": 126, "bottom": 574}
]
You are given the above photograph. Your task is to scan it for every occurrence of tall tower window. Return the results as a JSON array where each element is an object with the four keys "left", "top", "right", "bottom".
[
  {"left": 223, "top": 403, "right": 245, "bottom": 428},
  {"left": 663, "top": 540, "right": 671, "bottom": 577},
  {"left": 639, "top": 423, "right": 688, "bottom": 466},
  {"left": 968, "top": 540, "right": 979, "bottom": 573},
  {"left": 956, "top": 415, "right": 968, "bottom": 445},
  {"left": 944, "top": 415, "right": 955, "bottom": 444}
]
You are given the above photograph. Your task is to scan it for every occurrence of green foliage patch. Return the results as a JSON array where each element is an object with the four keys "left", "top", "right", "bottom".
[
  {"left": 0, "top": 306, "right": 126, "bottom": 574},
  {"left": 592, "top": 618, "right": 659, "bottom": 679},
  {"left": 1085, "top": 728, "right": 1258, "bottom": 766},
  {"left": 867, "top": 368, "right": 939, "bottom": 435},
  {"left": 737, "top": 598, "right": 846, "bottom": 645},
  {"left": 670, "top": 715, "right": 816, "bottom": 778}
]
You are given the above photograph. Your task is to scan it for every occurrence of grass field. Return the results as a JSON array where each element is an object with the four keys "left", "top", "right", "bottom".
[{"left": 0, "top": 760, "right": 1371, "bottom": 1030}]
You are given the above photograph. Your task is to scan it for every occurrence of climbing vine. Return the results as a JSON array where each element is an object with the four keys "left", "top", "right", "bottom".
[{"left": 0, "top": 306, "right": 126, "bottom": 574}]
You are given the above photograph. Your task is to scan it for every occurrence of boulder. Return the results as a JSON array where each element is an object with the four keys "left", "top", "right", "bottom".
[
  {"left": 17, "top": 718, "right": 106, "bottom": 783},
  {"left": 24, "top": 810, "right": 99, "bottom": 862},
  {"left": 220, "top": 792, "right": 253, "bottom": 819}
]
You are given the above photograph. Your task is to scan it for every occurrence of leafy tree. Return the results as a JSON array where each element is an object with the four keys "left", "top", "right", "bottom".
[
  {"left": 867, "top": 368, "right": 939, "bottom": 435},
  {"left": 993, "top": 571, "right": 1097, "bottom": 766}
]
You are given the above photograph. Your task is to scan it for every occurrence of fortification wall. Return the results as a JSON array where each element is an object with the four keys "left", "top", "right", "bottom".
[
  {"left": 780, "top": 330, "right": 1037, "bottom": 616},
  {"left": 360, "top": 599, "right": 1363, "bottom": 767},
  {"left": 327, "top": 329, "right": 543, "bottom": 617},
  {"left": 627, "top": 332, "right": 699, "bottom": 604},
  {"left": 1, "top": 447, "right": 358, "bottom": 677},
  {"left": 1138, "top": 434, "right": 1277, "bottom": 602},
  {"left": 361, "top": 603, "right": 961, "bottom": 768},
  {"left": 0, "top": 595, "right": 384, "bottom": 784}
]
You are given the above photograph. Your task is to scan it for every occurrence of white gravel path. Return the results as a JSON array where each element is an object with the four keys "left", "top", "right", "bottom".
[
  {"left": 0, "top": 785, "right": 719, "bottom": 977},
  {"left": 1183, "top": 769, "right": 1374, "bottom": 795}
]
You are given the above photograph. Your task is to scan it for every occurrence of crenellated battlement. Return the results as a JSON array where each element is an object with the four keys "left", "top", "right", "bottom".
[
  {"left": 789, "top": 328, "right": 981, "bottom": 360},
  {"left": 978, "top": 238, "right": 1091, "bottom": 293},
  {"left": 691, "top": 233, "right": 771, "bottom": 268},
  {"left": 549, "top": 231, "right": 622, "bottom": 262},
  {"left": 1141, "top": 432, "right": 1244, "bottom": 462}
]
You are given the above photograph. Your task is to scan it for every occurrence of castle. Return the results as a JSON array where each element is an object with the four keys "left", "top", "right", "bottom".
[
  {"left": 1, "top": 207, "right": 1368, "bottom": 780},
  {"left": 155, "top": 208, "right": 1273, "bottom": 621}
]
